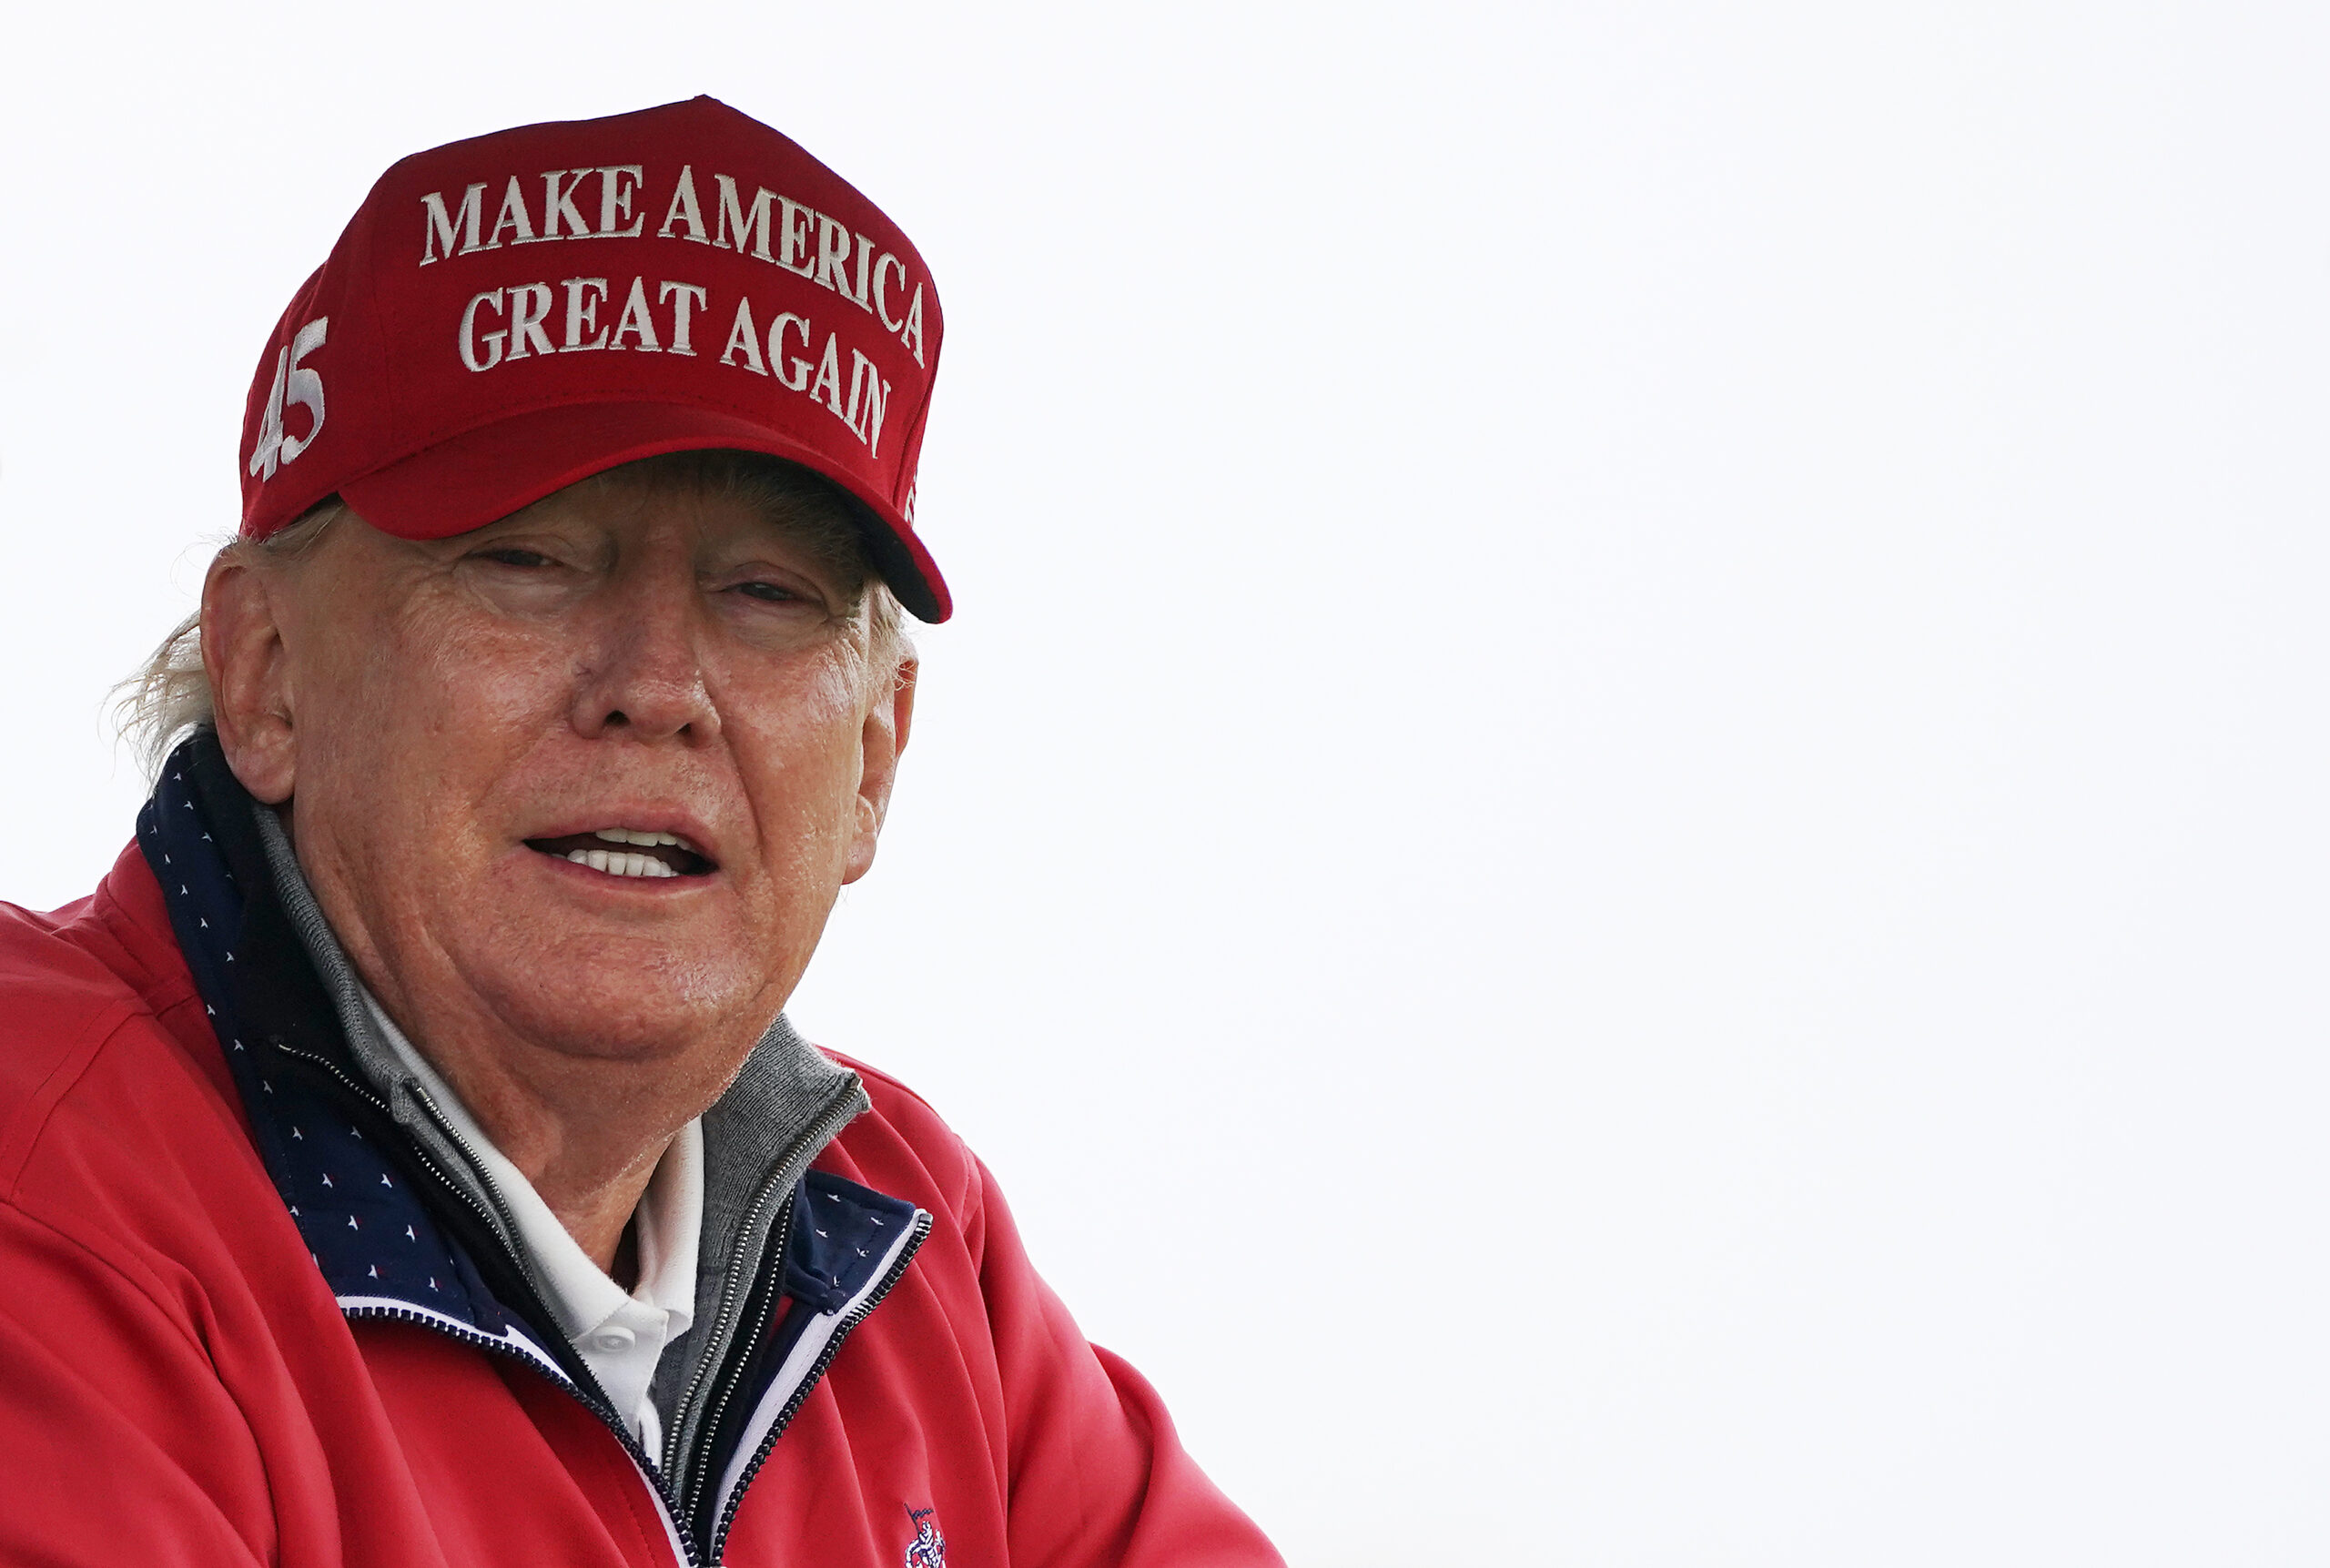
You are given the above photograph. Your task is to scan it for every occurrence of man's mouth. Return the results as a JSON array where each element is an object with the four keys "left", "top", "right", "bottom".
[{"left": 523, "top": 827, "right": 715, "bottom": 879}]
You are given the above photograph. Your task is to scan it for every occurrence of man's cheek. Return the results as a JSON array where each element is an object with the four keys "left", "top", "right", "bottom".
[{"left": 422, "top": 625, "right": 573, "bottom": 731}]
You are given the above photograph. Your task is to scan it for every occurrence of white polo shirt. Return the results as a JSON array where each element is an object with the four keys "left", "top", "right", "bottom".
[{"left": 361, "top": 992, "right": 701, "bottom": 1460}]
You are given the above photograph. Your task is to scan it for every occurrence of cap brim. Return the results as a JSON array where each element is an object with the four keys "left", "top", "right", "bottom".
[{"left": 337, "top": 401, "right": 951, "bottom": 622}]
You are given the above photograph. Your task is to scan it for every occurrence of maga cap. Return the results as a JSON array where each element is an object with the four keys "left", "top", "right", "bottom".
[{"left": 238, "top": 96, "right": 950, "bottom": 621}]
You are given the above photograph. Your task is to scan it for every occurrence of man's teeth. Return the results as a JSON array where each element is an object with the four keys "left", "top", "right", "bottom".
[
  {"left": 565, "top": 847, "right": 679, "bottom": 878},
  {"left": 545, "top": 826, "right": 698, "bottom": 877},
  {"left": 593, "top": 827, "right": 689, "bottom": 849}
]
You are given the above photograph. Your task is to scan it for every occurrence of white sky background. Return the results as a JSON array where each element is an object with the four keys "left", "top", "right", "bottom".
[{"left": 5, "top": 2, "right": 2328, "bottom": 1563}]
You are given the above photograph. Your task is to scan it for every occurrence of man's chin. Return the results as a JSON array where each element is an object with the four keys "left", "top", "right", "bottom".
[{"left": 458, "top": 943, "right": 767, "bottom": 1064}]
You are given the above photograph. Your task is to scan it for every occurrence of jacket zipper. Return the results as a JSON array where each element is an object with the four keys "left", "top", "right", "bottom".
[
  {"left": 661, "top": 1084, "right": 867, "bottom": 1492},
  {"left": 704, "top": 1209, "right": 932, "bottom": 1564},
  {"left": 270, "top": 1039, "right": 704, "bottom": 1567},
  {"left": 401, "top": 1081, "right": 542, "bottom": 1290},
  {"left": 676, "top": 1192, "right": 795, "bottom": 1532},
  {"left": 268, "top": 1041, "right": 522, "bottom": 1279},
  {"left": 663, "top": 1174, "right": 786, "bottom": 1479}
]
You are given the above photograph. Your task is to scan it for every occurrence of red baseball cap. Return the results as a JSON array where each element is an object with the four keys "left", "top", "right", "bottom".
[{"left": 238, "top": 96, "right": 951, "bottom": 622}]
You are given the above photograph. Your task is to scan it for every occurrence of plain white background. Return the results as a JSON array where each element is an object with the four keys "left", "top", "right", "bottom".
[{"left": 6, "top": 3, "right": 2329, "bottom": 1563}]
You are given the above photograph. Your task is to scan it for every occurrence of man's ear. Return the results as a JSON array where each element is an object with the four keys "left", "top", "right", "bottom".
[
  {"left": 201, "top": 551, "right": 299, "bottom": 804},
  {"left": 843, "top": 655, "right": 917, "bottom": 885}
]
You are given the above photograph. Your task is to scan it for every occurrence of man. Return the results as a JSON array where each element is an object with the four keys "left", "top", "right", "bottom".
[{"left": 0, "top": 97, "right": 1280, "bottom": 1567}]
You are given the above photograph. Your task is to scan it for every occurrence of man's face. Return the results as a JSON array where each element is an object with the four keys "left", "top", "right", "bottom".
[{"left": 209, "top": 464, "right": 911, "bottom": 1083}]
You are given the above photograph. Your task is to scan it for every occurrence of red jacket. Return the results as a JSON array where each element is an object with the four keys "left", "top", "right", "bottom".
[{"left": 0, "top": 842, "right": 1280, "bottom": 1567}]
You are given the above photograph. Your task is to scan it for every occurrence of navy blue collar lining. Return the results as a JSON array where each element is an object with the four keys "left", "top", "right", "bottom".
[{"left": 139, "top": 740, "right": 524, "bottom": 1343}]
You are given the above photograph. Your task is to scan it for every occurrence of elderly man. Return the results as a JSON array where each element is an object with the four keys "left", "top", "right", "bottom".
[{"left": 0, "top": 98, "right": 1278, "bottom": 1568}]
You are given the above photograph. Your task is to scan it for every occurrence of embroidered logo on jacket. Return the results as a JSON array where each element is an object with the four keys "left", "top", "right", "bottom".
[{"left": 903, "top": 1504, "right": 947, "bottom": 1568}]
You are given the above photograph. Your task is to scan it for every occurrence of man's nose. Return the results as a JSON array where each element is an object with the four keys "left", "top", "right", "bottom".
[{"left": 569, "top": 570, "right": 719, "bottom": 743}]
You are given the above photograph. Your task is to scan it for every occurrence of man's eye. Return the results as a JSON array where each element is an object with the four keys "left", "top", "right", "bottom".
[
  {"left": 476, "top": 547, "right": 555, "bottom": 568},
  {"left": 732, "top": 582, "right": 801, "bottom": 604}
]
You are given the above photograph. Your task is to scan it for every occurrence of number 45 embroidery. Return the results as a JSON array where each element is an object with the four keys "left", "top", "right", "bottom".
[{"left": 248, "top": 317, "right": 329, "bottom": 481}]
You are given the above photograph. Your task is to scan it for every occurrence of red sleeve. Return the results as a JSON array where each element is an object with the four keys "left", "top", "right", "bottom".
[
  {"left": 0, "top": 1201, "right": 275, "bottom": 1567},
  {"left": 967, "top": 1157, "right": 1283, "bottom": 1568}
]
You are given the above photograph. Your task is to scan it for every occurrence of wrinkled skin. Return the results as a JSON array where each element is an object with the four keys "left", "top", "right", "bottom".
[{"left": 201, "top": 466, "right": 914, "bottom": 1269}]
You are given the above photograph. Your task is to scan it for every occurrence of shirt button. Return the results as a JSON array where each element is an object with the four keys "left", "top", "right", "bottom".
[{"left": 591, "top": 1327, "right": 636, "bottom": 1353}]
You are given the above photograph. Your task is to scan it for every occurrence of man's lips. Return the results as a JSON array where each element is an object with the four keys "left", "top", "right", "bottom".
[{"left": 523, "top": 827, "right": 716, "bottom": 878}]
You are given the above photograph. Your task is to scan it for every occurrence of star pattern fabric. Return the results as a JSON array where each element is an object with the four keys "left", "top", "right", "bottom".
[{"left": 139, "top": 756, "right": 515, "bottom": 1337}]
